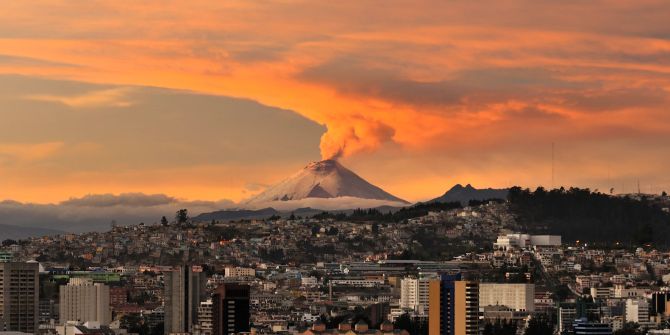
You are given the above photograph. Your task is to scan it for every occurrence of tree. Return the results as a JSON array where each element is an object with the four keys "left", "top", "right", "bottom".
[
  {"left": 663, "top": 191, "right": 668, "bottom": 197},
  {"left": 614, "top": 322, "right": 642, "bottom": 335},
  {"left": 175, "top": 209, "right": 189, "bottom": 225},
  {"left": 525, "top": 315, "right": 553, "bottom": 335},
  {"left": 484, "top": 319, "right": 517, "bottom": 335},
  {"left": 394, "top": 313, "right": 428, "bottom": 335},
  {"left": 160, "top": 216, "right": 169, "bottom": 226},
  {"left": 2, "top": 239, "right": 17, "bottom": 247}
]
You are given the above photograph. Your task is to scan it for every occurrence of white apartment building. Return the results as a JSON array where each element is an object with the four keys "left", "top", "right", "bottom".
[
  {"left": 197, "top": 299, "right": 213, "bottom": 335},
  {"left": 399, "top": 273, "right": 439, "bottom": 316},
  {"left": 479, "top": 283, "right": 535, "bottom": 312},
  {"left": 625, "top": 299, "right": 649, "bottom": 323},
  {"left": 494, "top": 234, "right": 561, "bottom": 250},
  {"left": 59, "top": 278, "right": 111, "bottom": 325}
]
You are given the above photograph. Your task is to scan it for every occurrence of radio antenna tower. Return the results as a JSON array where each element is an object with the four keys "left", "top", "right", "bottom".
[{"left": 551, "top": 142, "right": 555, "bottom": 190}]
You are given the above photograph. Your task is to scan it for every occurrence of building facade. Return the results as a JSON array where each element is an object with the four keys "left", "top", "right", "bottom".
[
  {"left": 212, "top": 284, "right": 250, "bottom": 335},
  {"left": 399, "top": 273, "right": 438, "bottom": 316},
  {"left": 59, "top": 278, "right": 111, "bottom": 325},
  {"left": 479, "top": 283, "right": 534, "bottom": 312},
  {"left": 428, "top": 274, "right": 479, "bottom": 335},
  {"left": 0, "top": 262, "right": 39, "bottom": 333},
  {"left": 164, "top": 266, "right": 205, "bottom": 335}
]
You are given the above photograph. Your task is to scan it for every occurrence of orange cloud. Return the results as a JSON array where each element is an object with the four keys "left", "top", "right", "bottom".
[
  {"left": 1, "top": 1, "right": 670, "bottom": 200},
  {"left": 0, "top": 142, "right": 64, "bottom": 162}
]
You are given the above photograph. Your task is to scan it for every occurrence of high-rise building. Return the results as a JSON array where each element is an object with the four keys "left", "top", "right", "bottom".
[
  {"left": 559, "top": 307, "right": 577, "bottom": 334},
  {"left": 164, "top": 266, "right": 206, "bottom": 335},
  {"left": 651, "top": 291, "right": 670, "bottom": 316},
  {"left": 399, "top": 273, "right": 438, "bottom": 315},
  {"left": 0, "top": 262, "right": 39, "bottom": 333},
  {"left": 38, "top": 298, "right": 58, "bottom": 325},
  {"left": 212, "top": 284, "right": 250, "bottom": 335},
  {"left": 59, "top": 278, "right": 111, "bottom": 325},
  {"left": 625, "top": 299, "right": 649, "bottom": 323},
  {"left": 479, "top": 283, "right": 534, "bottom": 312},
  {"left": 197, "top": 299, "right": 213, "bottom": 335},
  {"left": 428, "top": 274, "right": 479, "bottom": 335}
]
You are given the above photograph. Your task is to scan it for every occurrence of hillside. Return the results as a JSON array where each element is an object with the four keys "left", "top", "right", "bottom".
[
  {"left": 508, "top": 187, "right": 670, "bottom": 245},
  {"left": 429, "top": 184, "right": 508, "bottom": 205}
]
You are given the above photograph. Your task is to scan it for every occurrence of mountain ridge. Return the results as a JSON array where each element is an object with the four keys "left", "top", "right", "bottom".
[{"left": 429, "top": 183, "right": 508, "bottom": 204}]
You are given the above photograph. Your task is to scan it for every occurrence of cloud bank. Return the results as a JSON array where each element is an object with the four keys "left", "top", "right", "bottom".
[{"left": 0, "top": 193, "right": 235, "bottom": 236}]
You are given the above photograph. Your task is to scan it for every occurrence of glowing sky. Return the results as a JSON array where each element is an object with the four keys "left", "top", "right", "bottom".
[{"left": 1, "top": 1, "right": 670, "bottom": 203}]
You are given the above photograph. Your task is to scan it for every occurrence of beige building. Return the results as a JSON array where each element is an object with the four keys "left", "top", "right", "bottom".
[
  {"left": 223, "top": 267, "right": 255, "bottom": 278},
  {"left": 479, "top": 283, "right": 534, "bottom": 312},
  {"left": 0, "top": 262, "right": 39, "bottom": 333},
  {"left": 59, "top": 278, "right": 111, "bottom": 325}
]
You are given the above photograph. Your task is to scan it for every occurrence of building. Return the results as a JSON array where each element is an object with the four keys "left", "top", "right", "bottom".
[
  {"left": 212, "top": 284, "right": 250, "bottom": 335},
  {"left": 164, "top": 266, "right": 206, "bottom": 335},
  {"left": 109, "top": 287, "right": 127, "bottom": 307},
  {"left": 479, "top": 283, "right": 534, "bottom": 312},
  {"left": 223, "top": 267, "right": 255, "bottom": 278},
  {"left": 300, "top": 320, "right": 409, "bottom": 335},
  {"left": 197, "top": 299, "right": 213, "bottom": 335},
  {"left": 0, "top": 262, "right": 39, "bottom": 333},
  {"left": 625, "top": 299, "right": 649, "bottom": 323},
  {"left": 572, "top": 318, "right": 613, "bottom": 335},
  {"left": 55, "top": 321, "right": 116, "bottom": 335},
  {"left": 399, "top": 273, "right": 438, "bottom": 315},
  {"left": 651, "top": 291, "right": 670, "bottom": 316},
  {"left": 428, "top": 274, "right": 479, "bottom": 335},
  {"left": 494, "top": 233, "right": 561, "bottom": 250},
  {"left": 59, "top": 278, "right": 111, "bottom": 325},
  {"left": 39, "top": 299, "right": 59, "bottom": 325},
  {"left": 559, "top": 307, "right": 577, "bottom": 334}
]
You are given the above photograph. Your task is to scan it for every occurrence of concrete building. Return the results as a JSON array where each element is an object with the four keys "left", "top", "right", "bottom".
[
  {"left": 572, "top": 318, "right": 613, "bottom": 335},
  {"left": 559, "top": 307, "right": 577, "bottom": 334},
  {"left": 428, "top": 274, "right": 479, "bottom": 335},
  {"left": 59, "top": 278, "right": 110, "bottom": 325},
  {"left": 212, "top": 284, "right": 250, "bottom": 335},
  {"left": 0, "top": 262, "right": 39, "bottom": 333},
  {"left": 399, "top": 273, "right": 438, "bottom": 315},
  {"left": 223, "top": 267, "right": 255, "bottom": 278},
  {"left": 625, "top": 299, "right": 649, "bottom": 323},
  {"left": 479, "top": 283, "right": 534, "bottom": 312},
  {"left": 164, "top": 266, "right": 206, "bottom": 335},
  {"left": 652, "top": 291, "right": 670, "bottom": 316},
  {"left": 197, "top": 299, "right": 213, "bottom": 335},
  {"left": 494, "top": 234, "right": 561, "bottom": 250}
]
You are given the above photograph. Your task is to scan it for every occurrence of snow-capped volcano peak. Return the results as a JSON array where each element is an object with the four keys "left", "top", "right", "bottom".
[{"left": 244, "top": 159, "right": 408, "bottom": 207}]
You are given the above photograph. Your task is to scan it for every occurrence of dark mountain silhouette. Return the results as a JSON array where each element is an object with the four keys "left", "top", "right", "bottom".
[{"left": 429, "top": 184, "right": 508, "bottom": 205}]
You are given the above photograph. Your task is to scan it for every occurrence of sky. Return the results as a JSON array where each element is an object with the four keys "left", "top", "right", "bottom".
[{"left": 1, "top": 0, "right": 670, "bottom": 207}]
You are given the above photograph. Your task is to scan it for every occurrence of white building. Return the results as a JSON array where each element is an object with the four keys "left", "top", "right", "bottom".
[
  {"left": 224, "top": 267, "right": 255, "bottom": 278},
  {"left": 399, "top": 274, "right": 438, "bottom": 316},
  {"left": 625, "top": 299, "right": 649, "bottom": 323},
  {"left": 479, "top": 283, "right": 535, "bottom": 312},
  {"left": 494, "top": 234, "right": 561, "bottom": 250},
  {"left": 615, "top": 285, "right": 648, "bottom": 298},
  {"left": 197, "top": 299, "right": 213, "bottom": 335},
  {"left": 59, "top": 278, "right": 111, "bottom": 325}
]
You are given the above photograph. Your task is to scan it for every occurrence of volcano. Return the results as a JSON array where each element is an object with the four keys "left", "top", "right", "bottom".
[{"left": 245, "top": 160, "right": 409, "bottom": 207}]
